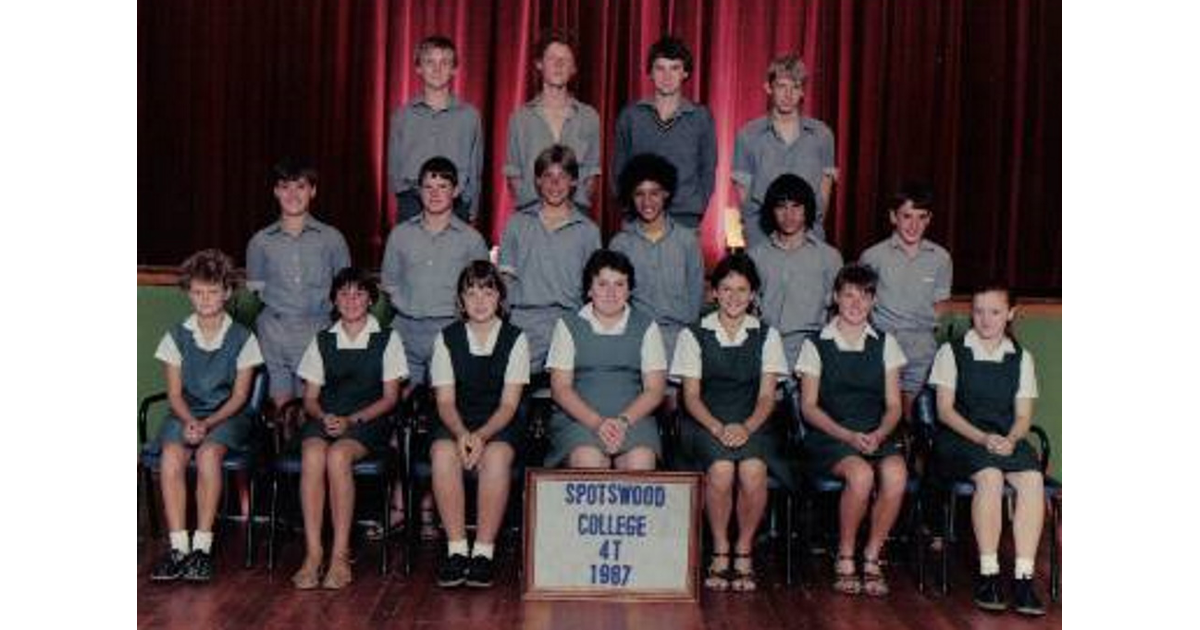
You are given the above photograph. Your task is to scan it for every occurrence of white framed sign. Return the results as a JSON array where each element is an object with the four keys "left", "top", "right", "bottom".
[{"left": 522, "top": 469, "right": 702, "bottom": 602}]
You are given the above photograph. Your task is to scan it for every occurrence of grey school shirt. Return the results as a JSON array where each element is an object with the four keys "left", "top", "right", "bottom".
[
  {"left": 612, "top": 98, "right": 717, "bottom": 227},
  {"left": 732, "top": 115, "right": 835, "bottom": 243},
  {"left": 380, "top": 214, "right": 489, "bottom": 319},
  {"left": 386, "top": 96, "right": 484, "bottom": 218},
  {"left": 749, "top": 233, "right": 843, "bottom": 335},
  {"left": 608, "top": 218, "right": 705, "bottom": 329},
  {"left": 499, "top": 206, "right": 601, "bottom": 310},
  {"left": 859, "top": 234, "right": 953, "bottom": 332},
  {"left": 246, "top": 216, "right": 351, "bottom": 318},
  {"left": 503, "top": 95, "right": 602, "bottom": 209}
]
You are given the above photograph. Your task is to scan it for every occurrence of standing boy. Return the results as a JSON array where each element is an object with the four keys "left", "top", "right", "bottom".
[
  {"left": 612, "top": 36, "right": 716, "bottom": 230},
  {"left": 732, "top": 54, "right": 837, "bottom": 246},
  {"left": 387, "top": 36, "right": 483, "bottom": 223},
  {"left": 504, "top": 33, "right": 601, "bottom": 211},
  {"left": 859, "top": 183, "right": 952, "bottom": 416},
  {"left": 748, "top": 174, "right": 842, "bottom": 369},
  {"left": 499, "top": 144, "right": 602, "bottom": 372},
  {"left": 247, "top": 158, "right": 351, "bottom": 409}
]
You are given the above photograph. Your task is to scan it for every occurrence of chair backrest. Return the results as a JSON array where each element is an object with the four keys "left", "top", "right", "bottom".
[
  {"left": 911, "top": 386, "right": 938, "bottom": 430},
  {"left": 247, "top": 369, "right": 268, "bottom": 417}
]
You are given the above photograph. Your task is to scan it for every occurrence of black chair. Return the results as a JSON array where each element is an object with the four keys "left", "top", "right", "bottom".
[
  {"left": 911, "top": 386, "right": 1061, "bottom": 601},
  {"left": 138, "top": 370, "right": 268, "bottom": 569},
  {"left": 792, "top": 382, "right": 926, "bottom": 590},
  {"left": 266, "top": 404, "right": 405, "bottom": 576}
]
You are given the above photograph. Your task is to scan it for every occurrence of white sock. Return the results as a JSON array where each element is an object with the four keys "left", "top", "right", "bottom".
[
  {"left": 979, "top": 554, "right": 1000, "bottom": 576},
  {"left": 447, "top": 539, "right": 469, "bottom": 557},
  {"left": 169, "top": 530, "right": 190, "bottom": 554},
  {"left": 192, "top": 531, "right": 214, "bottom": 554},
  {"left": 1014, "top": 557, "right": 1035, "bottom": 579},
  {"left": 472, "top": 542, "right": 494, "bottom": 560}
]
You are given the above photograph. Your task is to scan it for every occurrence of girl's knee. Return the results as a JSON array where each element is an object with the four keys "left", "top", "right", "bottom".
[
  {"left": 707, "top": 462, "right": 735, "bottom": 490},
  {"left": 737, "top": 460, "right": 768, "bottom": 489},
  {"left": 568, "top": 446, "right": 607, "bottom": 469},
  {"left": 973, "top": 468, "right": 1005, "bottom": 492},
  {"left": 620, "top": 448, "right": 657, "bottom": 471}
]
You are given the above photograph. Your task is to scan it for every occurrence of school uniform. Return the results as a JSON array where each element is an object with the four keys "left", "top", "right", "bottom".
[
  {"left": 749, "top": 233, "right": 843, "bottom": 368},
  {"left": 498, "top": 206, "right": 601, "bottom": 372},
  {"left": 928, "top": 330, "right": 1040, "bottom": 479},
  {"left": 246, "top": 216, "right": 351, "bottom": 398},
  {"left": 795, "top": 319, "right": 907, "bottom": 474},
  {"left": 503, "top": 95, "right": 602, "bottom": 210},
  {"left": 381, "top": 214, "right": 489, "bottom": 384},
  {"left": 671, "top": 313, "right": 795, "bottom": 488},
  {"left": 295, "top": 315, "right": 409, "bottom": 453},
  {"left": 154, "top": 313, "right": 264, "bottom": 452},
  {"left": 732, "top": 115, "right": 836, "bottom": 246},
  {"left": 428, "top": 319, "right": 531, "bottom": 445},
  {"left": 543, "top": 305, "right": 667, "bottom": 467},
  {"left": 860, "top": 234, "right": 953, "bottom": 394},
  {"left": 609, "top": 217, "right": 706, "bottom": 363},
  {"left": 386, "top": 95, "right": 484, "bottom": 221}
]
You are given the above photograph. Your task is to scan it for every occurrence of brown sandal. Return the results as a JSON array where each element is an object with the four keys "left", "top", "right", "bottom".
[
  {"left": 291, "top": 555, "right": 322, "bottom": 590},
  {"left": 730, "top": 553, "right": 757, "bottom": 592},
  {"left": 321, "top": 553, "right": 353, "bottom": 590},
  {"left": 704, "top": 552, "right": 731, "bottom": 591},
  {"left": 832, "top": 555, "right": 862, "bottom": 595},
  {"left": 862, "top": 557, "right": 889, "bottom": 597}
]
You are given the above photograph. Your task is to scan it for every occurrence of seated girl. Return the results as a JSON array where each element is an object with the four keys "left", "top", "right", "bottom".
[
  {"left": 671, "top": 253, "right": 792, "bottom": 592},
  {"left": 545, "top": 249, "right": 667, "bottom": 470},
  {"left": 796, "top": 263, "right": 908, "bottom": 597},
  {"left": 292, "top": 268, "right": 408, "bottom": 589},
  {"left": 428, "top": 261, "right": 530, "bottom": 589},
  {"left": 929, "top": 283, "right": 1046, "bottom": 617}
]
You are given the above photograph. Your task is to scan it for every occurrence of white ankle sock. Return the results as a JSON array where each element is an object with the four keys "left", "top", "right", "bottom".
[
  {"left": 192, "top": 531, "right": 213, "bottom": 554},
  {"left": 169, "top": 530, "right": 190, "bottom": 554},
  {"left": 979, "top": 554, "right": 1000, "bottom": 576},
  {"left": 1014, "top": 557, "right": 1035, "bottom": 579},
  {"left": 472, "top": 542, "right": 494, "bottom": 559},
  {"left": 448, "top": 539, "right": 469, "bottom": 557}
]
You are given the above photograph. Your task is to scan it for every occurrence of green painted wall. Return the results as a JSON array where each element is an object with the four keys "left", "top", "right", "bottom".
[{"left": 137, "top": 286, "right": 1062, "bottom": 479}]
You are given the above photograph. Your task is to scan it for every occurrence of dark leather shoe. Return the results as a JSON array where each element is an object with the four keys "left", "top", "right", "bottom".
[
  {"left": 150, "top": 549, "right": 188, "bottom": 582},
  {"left": 1012, "top": 577, "right": 1047, "bottom": 616},
  {"left": 465, "top": 555, "right": 494, "bottom": 588},
  {"left": 437, "top": 553, "right": 469, "bottom": 588},
  {"left": 973, "top": 574, "right": 1007, "bottom": 612},
  {"left": 183, "top": 550, "right": 214, "bottom": 583}
]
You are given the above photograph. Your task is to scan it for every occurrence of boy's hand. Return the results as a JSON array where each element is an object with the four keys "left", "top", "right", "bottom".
[
  {"left": 184, "top": 420, "right": 207, "bottom": 445},
  {"left": 323, "top": 414, "right": 348, "bottom": 437}
]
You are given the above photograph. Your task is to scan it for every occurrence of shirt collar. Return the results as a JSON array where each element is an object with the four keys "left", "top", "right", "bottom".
[
  {"left": 522, "top": 204, "right": 586, "bottom": 227},
  {"left": 266, "top": 216, "right": 325, "bottom": 235},
  {"left": 625, "top": 216, "right": 676, "bottom": 241},
  {"left": 328, "top": 314, "right": 382, "bottom": 345},
  {"left": 888, "top": 233, "right": 934, "bottom": 253},
  {"left": 768, "top": 231, "right": 818, "bottom": 251},
  {"left": 636, "top": 96, "right": 697, "bottom": 115},
  {"left": 410, "top": 94, "right": 460, "bottom": 112},
  {"left": 963, "top": 329, "right": 1016, "bottom": 357},
  {"left": 819, "top": 317, "right": 880, "bottom": 343},
  {"left": 578, "top": 303, "right": 631, "bottom": 333},
  {"left": 699, "top": 312, "right": 761, "bottom": 346},
  {"left": 182, "top": 313, "right": 234, "bottom": 350},
  {"left": 529, "top": 93, "right": 581, "bottom": 116},
  {"left": 405, "top": 212, "right": 466, "bottom": 232}
]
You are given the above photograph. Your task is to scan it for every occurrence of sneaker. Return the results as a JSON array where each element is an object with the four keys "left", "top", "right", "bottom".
[
  {"left": 150, "top": 549, "right": 189, "bottom": 582},
  {"left": 1012, "top": 577, "right": 1047, "bottom": 616},
  {"left": 437, "top": 554, "right": 469, "bottom": 588},
  {"left": 465, "top": 555, "right": 495, "bottom": 588},
  {"left": 183, "top": 550, "right": 214, "bottom": 583},
  {"left": 973, "top": 574, "right": 1007, "bottom": 612}
]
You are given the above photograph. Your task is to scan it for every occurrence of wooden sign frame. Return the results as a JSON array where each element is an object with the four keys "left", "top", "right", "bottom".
[{"left": 522, "top": 469, "right": 703, "bottom": 602}]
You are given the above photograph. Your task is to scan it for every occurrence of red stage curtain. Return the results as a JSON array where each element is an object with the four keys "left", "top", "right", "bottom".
[{"left": 139, "top": 0, "right": 1060, "bottom": 295}]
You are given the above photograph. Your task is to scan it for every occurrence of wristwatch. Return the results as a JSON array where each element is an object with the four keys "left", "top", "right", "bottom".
[{"left": 616, "top": 414, "right": 631, "bottom": 426}]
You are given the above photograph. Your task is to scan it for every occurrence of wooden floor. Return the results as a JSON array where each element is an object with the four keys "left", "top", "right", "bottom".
[{"left": 137, "top": 514, "right": 1060, "bottom": 630}]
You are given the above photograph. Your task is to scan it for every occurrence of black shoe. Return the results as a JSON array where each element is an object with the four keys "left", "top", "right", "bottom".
[
  {"left": 465, "top": 555, "right": 494, "bottom": 588},
  {"left": 437, "top": 554, "right": 469, "bottom": 588},
  {"left": 150, "top": 549, "right": 188, "bottom": 582},
  {"left": 973, "top": 574, "right": 1007, "bottom": 612},
  {"left": 182, "top": 550, "right": 214, "bottom": 583},
  {"left": 1012, "top": 577, "right": 1047, "bottom": 616}
]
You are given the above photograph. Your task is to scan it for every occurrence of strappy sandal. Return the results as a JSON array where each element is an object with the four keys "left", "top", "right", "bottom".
[
  {"left": 321, "top": 553, "right": 353, "bottom": 590},
  {"left": 365, "top": 503, "right": 406, "bottom": 542},
  {"left": 730, "top": 552, "right": 757, "bottom": 592},
  {"left": 291, "top": 555, "right": 322, "bottom": 590},
  {"left": 832, "top": 554, "right": 862, "bottom": 595},
  {"left": 704, "top": 552, "right": 731, "bottom": 591},
  {"left": 861, "top": 557, "right": 890, "bottom": 597}
]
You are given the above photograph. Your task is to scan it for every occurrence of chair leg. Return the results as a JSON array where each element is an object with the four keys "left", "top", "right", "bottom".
[
  {"left": 915, "top": 492, "right": 926, "bottom": 595},
  {"left": 244, "top": 474, "right": 256, "bottom": 569},
  {"left": 143, "top": 465, "right": 161, "bottom": 540},
  {"left": 942, "top": 493, "right": 955, "bottom": 596},
  {"left": 267, "top": 474, "right": 279, "bottom": 571},
  {"left": 784, "top": 493, "right": 794, "bottom": 586},
  {"left": 1049, "top": 496, "right": 1060, "bottom": 602},
  {"left": 380, "top": 477, "right": 391, "bottom": 576}
]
